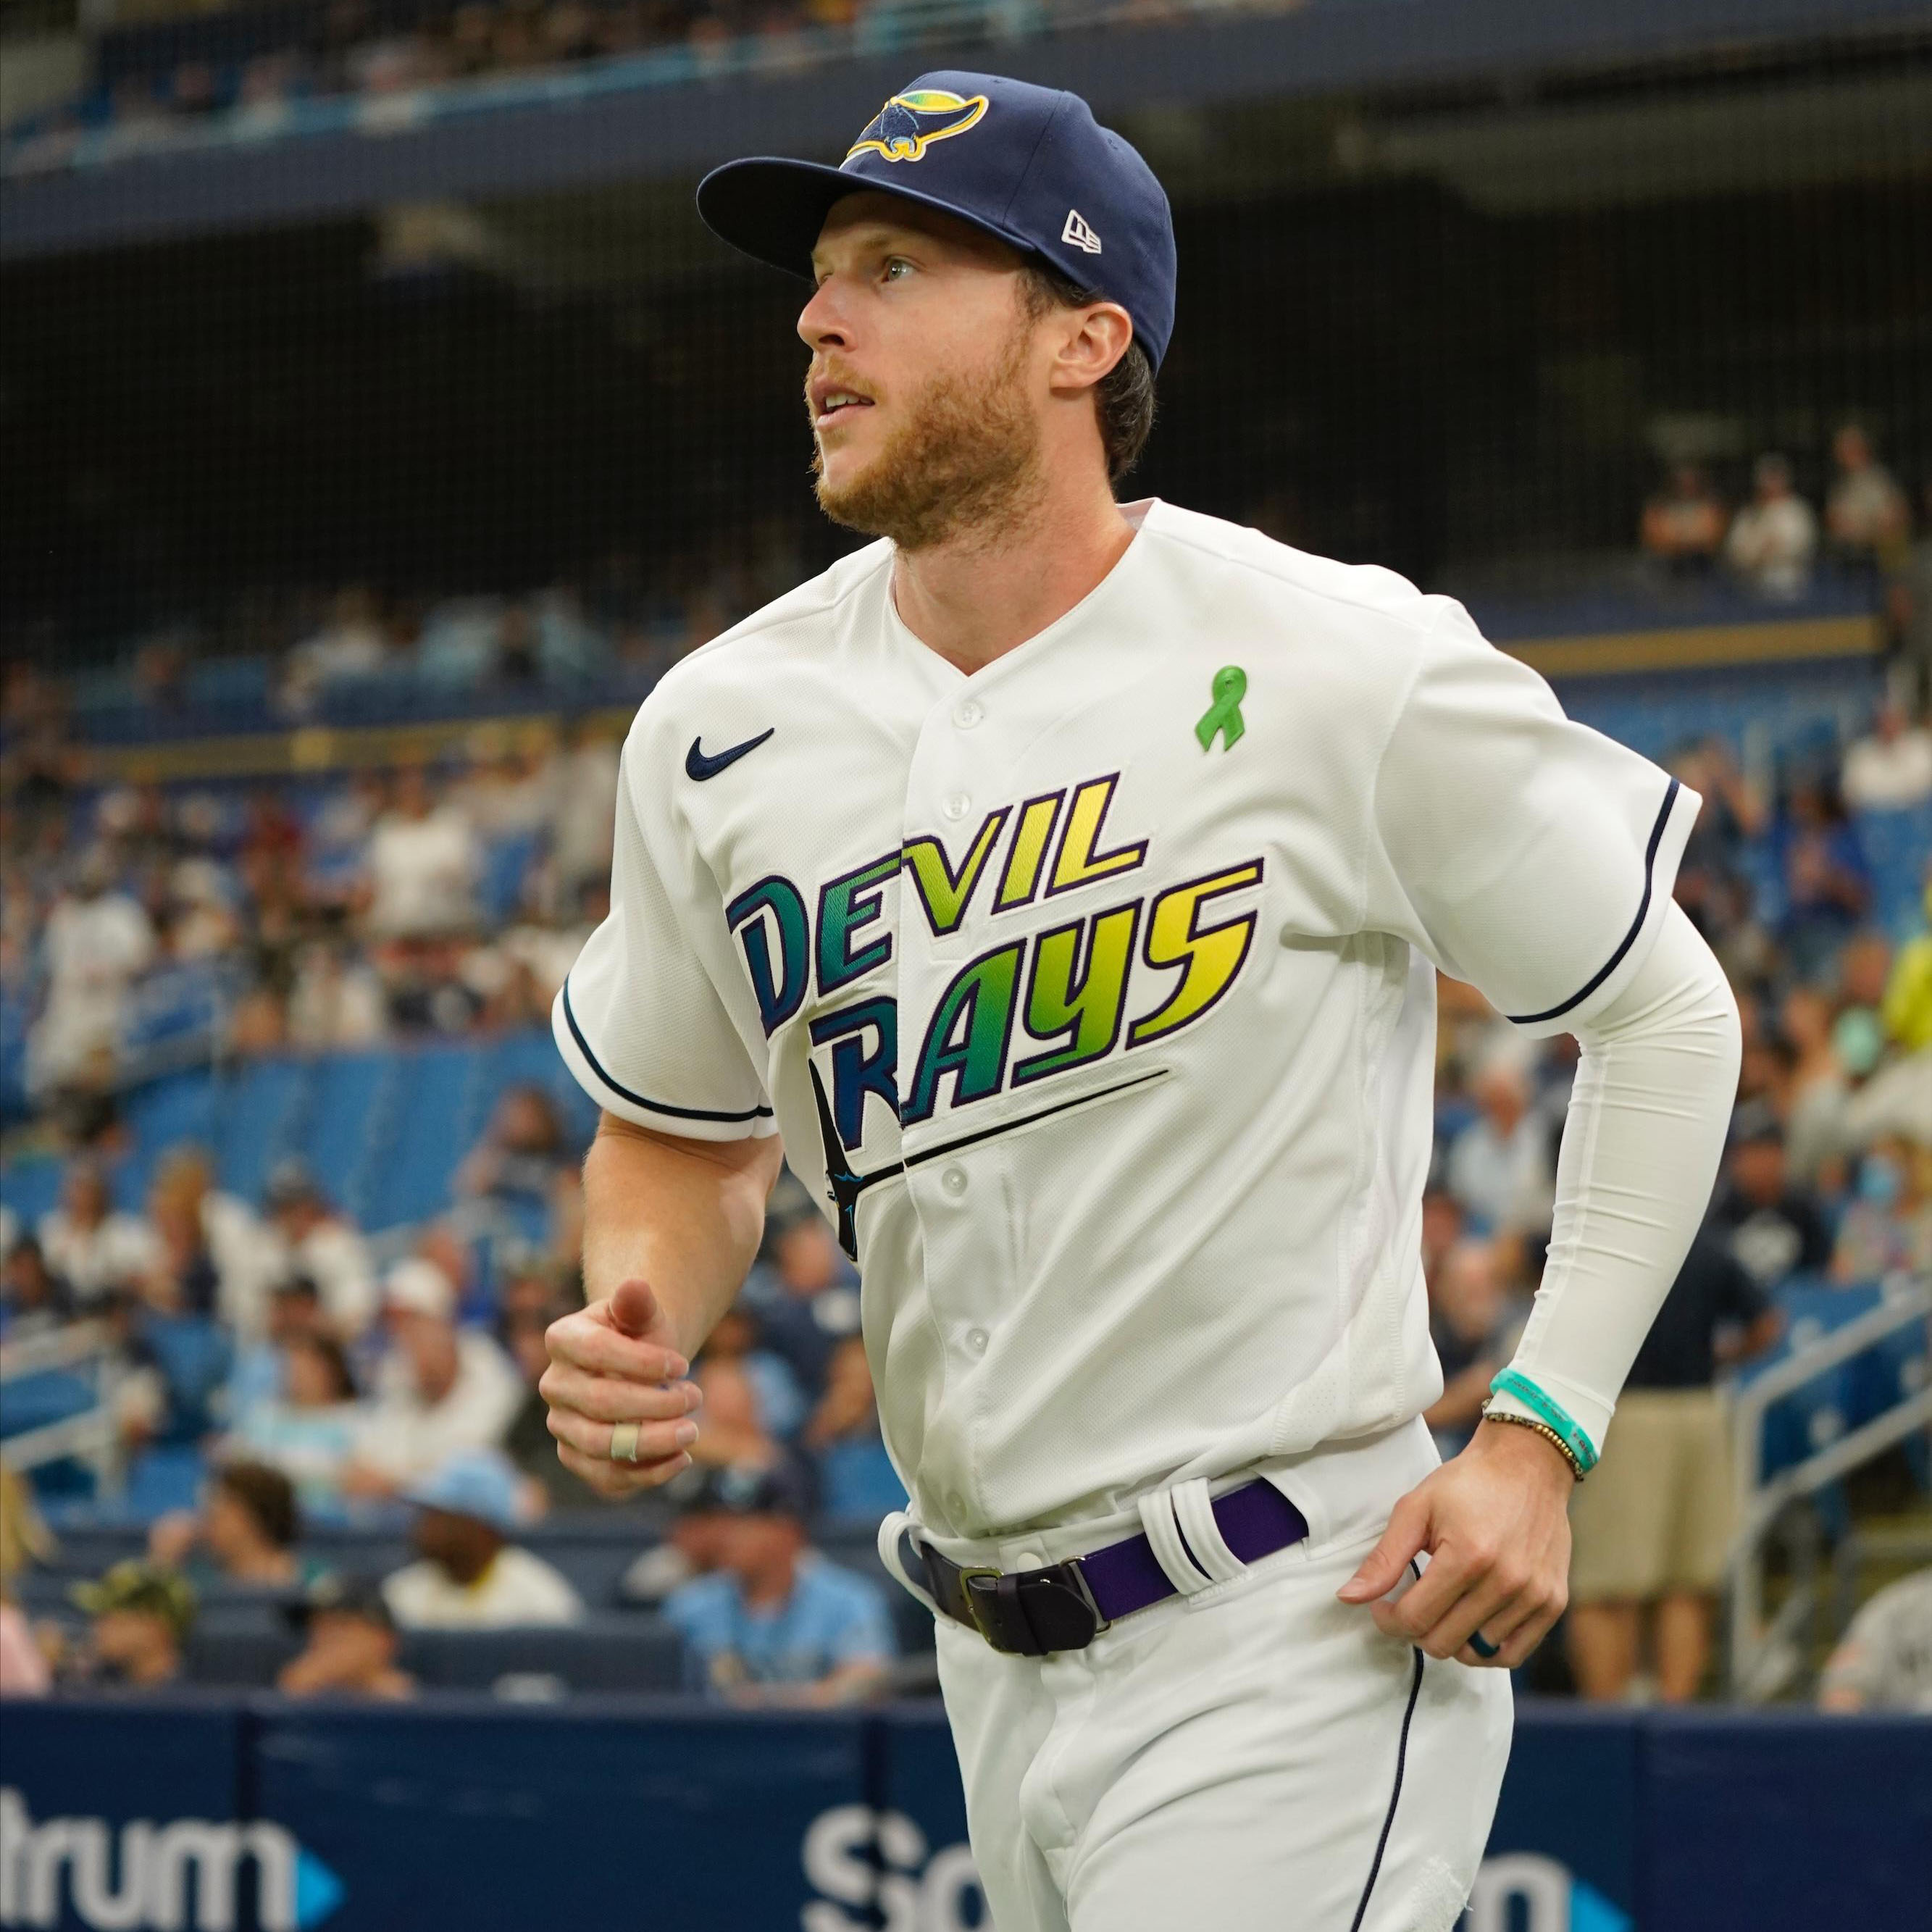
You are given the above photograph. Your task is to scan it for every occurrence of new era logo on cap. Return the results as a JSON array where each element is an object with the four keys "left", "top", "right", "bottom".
[{"left": 1062, "top": 208, "right": 1103, "bottom": 254}]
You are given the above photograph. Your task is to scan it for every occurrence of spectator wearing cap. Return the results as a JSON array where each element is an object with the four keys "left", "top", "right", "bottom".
[
  {"left": 277, "top": 1574, "right": 415, "bottom": 1700},
  {"left": 1726, "top": 453, "right": 1818, "bottom": 600},
  {"left": 147, "top": 1460, "right": 320, "bottom": 1594},
  {"left": 382, "top": 1451, "right": 582, "bottom": 1630},
  {"left": 67, "top": 1563, "right": 195, "bottom": 1689},
  {"left": 1818, "top": 1567, "right": 1932, "bottom": 1713},
  {"left": 1565, "top": 1230, "right": 1780, "bottom": 1705},
  {"left": 660, "top": 1459, "right": 895, "bottom": 1706},
  {"left": 262, "top": 1159, "right": 378, "bottom": 1339},
  {"left": 37, "top": 1159, "right": 160, "bottom": 1307},
  {"left": 619, "top": 1465, "right": 735, "bottom": 1607},
  {"left": 1710, "top": 1102, "right": 1834, "bottom": 1289},
  {"left": 343, "top": 1260, "right": 522, "bottom": 1500}
]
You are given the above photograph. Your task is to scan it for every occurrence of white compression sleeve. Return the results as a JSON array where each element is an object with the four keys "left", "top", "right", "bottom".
[{"left": 1489, "top": 899, "right": 1742, "bottom": 1458}]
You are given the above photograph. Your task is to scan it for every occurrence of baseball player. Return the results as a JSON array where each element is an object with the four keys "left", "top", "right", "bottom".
[{"left": 541, "top": 72, "right": 1741, "bottom": 1930}]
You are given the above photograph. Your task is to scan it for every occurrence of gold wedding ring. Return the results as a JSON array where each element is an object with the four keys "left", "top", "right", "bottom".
[{"left": 609, "top": 1421, "right": 643, "bottom": 1465}]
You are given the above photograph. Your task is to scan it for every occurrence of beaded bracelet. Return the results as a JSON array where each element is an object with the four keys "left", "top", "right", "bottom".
[
  {"left": 1486, "top": 1368, "right": 1601, "bottom": 1477},
  {"left": 1480, "top": 1405, "right": 1586, "bottom": 1482}
]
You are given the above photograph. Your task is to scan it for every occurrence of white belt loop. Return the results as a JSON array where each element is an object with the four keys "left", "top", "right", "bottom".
[
  {"left": 1171, "top": 1479, "right": 1247, "bottom": 1584},
  {"left": 877, "top": 1510, "right": 942, "bottom": 1615},
  {"left": 1138, "top": 1487, "right": 1216, "bottom": 1596}
]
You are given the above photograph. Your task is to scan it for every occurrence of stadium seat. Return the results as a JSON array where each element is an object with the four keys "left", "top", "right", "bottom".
[
  {"left": 0, "top": 1153, "right": 65, "bottom": 1230},
  {"left": 300, "top": 1051, "right": 396, "bottom": 1225},
  {"left": 214, "top": 1055, "right": 309, "bottom": 1205},
  {"left": 819, "top": 1441, "right": 908, "bottom": 1521},
  {"left": 122, "top": 1445, "right": 212, "bottom": 1520},
  {"left": 400, "top": 1618, "right": 685, "bottom": 1694},
  {"left": 185, "top": 1621, "right": 301, "bottom": 1688},
  {"left": 361, "top": 1042, "right": 485, "bottom": 1231}
]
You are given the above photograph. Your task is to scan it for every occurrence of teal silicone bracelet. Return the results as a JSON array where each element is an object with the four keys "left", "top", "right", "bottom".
[{"left": 1488, "top": 1370, "right": 1600, "bottom": 1475}]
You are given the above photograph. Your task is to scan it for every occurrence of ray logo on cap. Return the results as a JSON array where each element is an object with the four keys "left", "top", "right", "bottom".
[{"left": 845, "top": 89, "right": 989, "bottom": 165}]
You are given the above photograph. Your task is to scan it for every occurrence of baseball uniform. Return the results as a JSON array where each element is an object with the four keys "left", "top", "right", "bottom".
[
  {"left": 556, "top": 70, "right": 1741, "bottom": 1932},
  {"left": 556, "top": 495, "right": 1707, "bottom": 1925}
]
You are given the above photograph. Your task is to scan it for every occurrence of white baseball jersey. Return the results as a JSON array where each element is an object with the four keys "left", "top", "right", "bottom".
[{"left": 555, "top": 496, "right": 1701, "bottom": 1539}]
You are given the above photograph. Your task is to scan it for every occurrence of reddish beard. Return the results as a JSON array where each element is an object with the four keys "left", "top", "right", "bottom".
[{"left": 810, "top": 323, "right": 1045, "bottom": 552}]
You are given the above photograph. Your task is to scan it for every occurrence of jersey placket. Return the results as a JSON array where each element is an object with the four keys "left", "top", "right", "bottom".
[{"left": 893, "top": 672, "right": 1021, "bottom": 1532}]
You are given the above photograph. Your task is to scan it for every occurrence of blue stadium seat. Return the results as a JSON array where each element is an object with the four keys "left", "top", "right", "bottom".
[
  {"left": 117, "top": 1069, "right": 219, "bottom": 1208},
  {"left": 819, "top": 1441, "right": 908, "bottom": 1521},
  {"left": 301, "top": 1051, "right": 396, "bottom": 1224},
  {"left": 142, "top": 1316, "right": 234, "bottom": 1445},
  {"left": 215, "top": 1055, "right": 311, "bottom": 1204},
  {"left": 122, "top": 1444, "right": 210, "bottom": 1520},
  {"left": 361, "top": 1042, "right": 484, "bottom": 1231},
  {"left": 1854, "top": 803, "right": 1932, "bottom": 942},
  {"left": 0, "top": 1369, "right": 94, "bottom": 1440},
  {"left": 185, "top": 1621, "right": 298, "bottom": 1688},
  {"left": 0, "top": 1153, "right": 64, "bottom": 1231},
  {"left": 480, "top": 831, "right": 544, "bottom": 927}
]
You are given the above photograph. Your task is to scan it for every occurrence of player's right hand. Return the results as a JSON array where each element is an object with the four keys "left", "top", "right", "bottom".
[{"left": 541, "top": 1279, "right": 704, "bottom": 1499}]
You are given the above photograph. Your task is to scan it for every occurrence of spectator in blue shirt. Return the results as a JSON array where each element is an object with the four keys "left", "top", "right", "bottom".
[{"left": 661, "top": 1459, "right": 895, "bottom": 1707}]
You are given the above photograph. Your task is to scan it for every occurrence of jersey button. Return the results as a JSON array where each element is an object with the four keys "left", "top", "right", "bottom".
[
  {"left": 941, "top": 1165, "right": 969, "bottom": 1197},
  {"left": 1014, "top": 1550, "right": 1043, "bottom": 1571},
  {"left": 942, "top": 793, "right": 971, "bottom": 821},
  {"left": 954, "top": 700, "right": 984, "bottom": 729},
  {"left": 966, "top": 1328, "right": 989, "bottom": 1355}
]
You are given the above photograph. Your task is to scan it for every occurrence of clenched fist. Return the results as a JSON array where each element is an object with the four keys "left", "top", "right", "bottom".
[{"left": 541, "top": 1279, "right": 706, "bottom": 1499}]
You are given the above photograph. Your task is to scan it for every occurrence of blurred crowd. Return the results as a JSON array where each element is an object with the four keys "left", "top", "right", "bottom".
[
  {"left": 3, "top": 693, "right": 621, "bottom": 1105},
  {"left": 1642, "top": 425, "right": 1932, "bottom": 656},
  {"left": 7, "top": 0, "right": 881, "bottom": 168},
  {"left": 3, "top": 567, "right": 1930, "bottom": 1710}
]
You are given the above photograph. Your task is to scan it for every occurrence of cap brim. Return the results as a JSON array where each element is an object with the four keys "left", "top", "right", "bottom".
[{"left": 696, "top": 156, "right": 1042, "bottom": 283}]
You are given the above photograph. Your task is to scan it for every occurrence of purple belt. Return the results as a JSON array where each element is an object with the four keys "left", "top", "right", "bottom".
[{"left": 910, "top": 1479, "right": 1310, "bottom": 1656}]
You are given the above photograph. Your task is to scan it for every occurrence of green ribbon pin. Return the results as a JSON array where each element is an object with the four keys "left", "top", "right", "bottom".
[{"left": 1195, "top": 664, "right": 1247, "bottom": 752}]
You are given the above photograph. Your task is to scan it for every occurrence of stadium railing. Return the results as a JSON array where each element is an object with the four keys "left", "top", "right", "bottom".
[
  {"left": 1725, "top": 1273, "right": 1932, "bottom": 1702},
  {"left": 0, "top": 1320, "right": 125, "bottom": 1495}
]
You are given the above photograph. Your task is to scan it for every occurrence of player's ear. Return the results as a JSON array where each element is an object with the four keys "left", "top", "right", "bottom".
[{"left": 1048, "top": 301, "right": 1133, "bottom": 398}]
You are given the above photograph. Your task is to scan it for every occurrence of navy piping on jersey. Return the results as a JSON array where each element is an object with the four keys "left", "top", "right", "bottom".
[
  {"left": 1347, "top": 1568, "right": 1428, "bottom": 1932},
  {"left": 1506, "top": 777, "right": 1680, "bottom": 1026},
  {"left": 560, "top": 977, "right": 774, "bottom": 1124}
]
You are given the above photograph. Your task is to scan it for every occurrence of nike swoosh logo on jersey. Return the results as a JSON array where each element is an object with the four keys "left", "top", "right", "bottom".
[{"left": 685, "top": 729, "right": 774, "bottom": 781}]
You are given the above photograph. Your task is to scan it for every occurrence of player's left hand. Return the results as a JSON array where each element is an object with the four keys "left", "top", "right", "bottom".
[{"left": 1337, "top": 1420, "right": 1573, "bottom": 1669}]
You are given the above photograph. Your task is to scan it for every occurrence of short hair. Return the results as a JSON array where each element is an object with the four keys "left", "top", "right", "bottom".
[
  {"left": 1018, "top": 261, "right": 1157, "bottom": 484},
  {"left": 215, "top": 1460, "right": 300, "bottom": 1550}
]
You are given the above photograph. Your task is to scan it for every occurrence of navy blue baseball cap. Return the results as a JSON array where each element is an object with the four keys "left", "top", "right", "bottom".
[{"left": 696, "top": 72, "right": 1177, "bottom": 372}]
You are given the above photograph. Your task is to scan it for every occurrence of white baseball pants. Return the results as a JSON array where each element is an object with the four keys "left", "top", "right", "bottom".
[{"left": 930, "top": 1523, "right": 1513, "bottom": 1932}]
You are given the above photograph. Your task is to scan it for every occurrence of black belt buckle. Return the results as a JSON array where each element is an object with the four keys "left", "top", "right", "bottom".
[{"left": 961, "top": 1559, "right": 1111, "bottom": 1657}]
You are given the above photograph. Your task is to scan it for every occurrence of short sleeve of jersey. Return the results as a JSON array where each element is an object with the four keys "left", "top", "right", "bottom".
[
  {"left": 552, "top": 723, "right": 777, "bottom": 1141},
  {"left": 1363, "top": 599, "right": 1703, "bottom": 1037}
]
